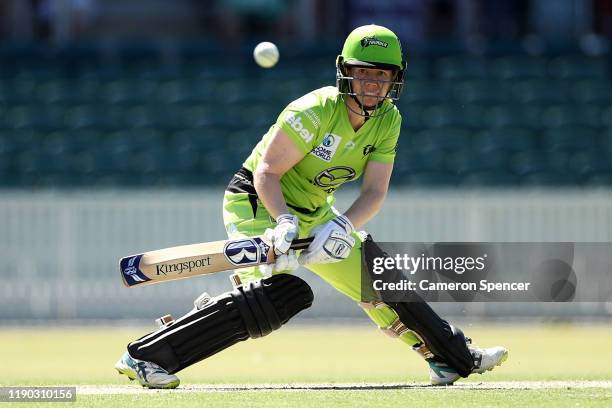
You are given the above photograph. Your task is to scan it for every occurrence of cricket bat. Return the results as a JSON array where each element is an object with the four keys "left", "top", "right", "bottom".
[{"left": 119, "top": 236, "right": 313, "bottom": 287}]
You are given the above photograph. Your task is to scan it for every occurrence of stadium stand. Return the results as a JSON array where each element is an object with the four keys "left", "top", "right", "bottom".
[{"left": 0, "top": 41, "right": 610, "bottom": 187}]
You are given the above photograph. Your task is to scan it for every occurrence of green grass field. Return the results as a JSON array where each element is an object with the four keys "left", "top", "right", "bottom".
[{"left": 1, "top": 323, "right": 612, "bottom": 407}]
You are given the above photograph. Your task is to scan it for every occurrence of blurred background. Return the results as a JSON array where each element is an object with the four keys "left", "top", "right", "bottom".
[{"left": 0, "top": 0, "right": 611, "bottom": 323}]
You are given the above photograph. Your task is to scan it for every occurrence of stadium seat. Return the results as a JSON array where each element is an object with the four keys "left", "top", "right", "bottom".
[
  {"left": 491, "top": 56, "right": 547, "bottom": 79},
  {"left": 5, "top": 104, "right": 64, "bottom": 130},
  {"left": 452, "top": 80, "right": 508, "bottom": 104},
  {"left": 475, "top": 127, "right": 537, "bottom": 152},
  {"left": 461, "top": 170, "right": 519, "bottom": 186},
  {"left": 583, "top": 172, "right": 612, "bottom": 186},
  {"left": 402, "top": 81, "right": 453, "bottom": 104},
  {"left": 392, "top": 148, "right": 446, "bottom": 175},
  {"left": 35, "top": 79, "right": 98, "bottom": 104},
  {"left": 510, "top": 79, "right": 569, "bottom": 104},
  {"left": 402, "top": 59, "right": 429, "bottom": 79},
  {"left": 521, "top": 171, "right": 577, "bottom": 186},
  {"left": 571, "top": 80, "right": 612, "bottom": 104},
  {"left": 449, "top": 147, "right": 508, "bottom": 174},
  {"left": 420, "top": 104, "right": 482, "bottom": 128},
  {"left": 0, "top": 78, "right": 39, "bottom": 104},
  {"left": 63, "top": 104, "right": 117, "bottom": 129},
  {"left": 601, "top": 106, "right": 612, "bottom": 128},
  {"left": 481, "top": 104, "right": 544, "bottom": 129},
  {"left": 542, "top": 127, "right": 600, "bottom": 151},
  {"left": 540, "top": 104, "right": 602, "bottom": 128},
  {"left": 508, "top": 151, "right": 549, "bottom": 175},
  {"left": 434, "top": 56, "right": 489, "bottom": 79},
  {"left": 567, "top": 149, "right": 611, "bottom": 176},
  {"left": 400, "top": 105, "right": 427, "bottom": 131},
  {"left": 548, "top": 56, "right": 609, "bottom": 79},
  {"left": 413, "top": 127, "right": 473, "bottom": 151},
  {"left": 401, "top": 170, "right": 458, "bottom": 187}
]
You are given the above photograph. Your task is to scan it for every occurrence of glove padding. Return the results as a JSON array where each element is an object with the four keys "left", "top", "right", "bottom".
[
  {"left": 259, "top": 249, "right": 300, "bottom": 278},
  {"left": 299, "top": 215, "right": 356, "bottom": 265},
  {"left": 265, "top": 213, "right": 299, "bottom": 255}
]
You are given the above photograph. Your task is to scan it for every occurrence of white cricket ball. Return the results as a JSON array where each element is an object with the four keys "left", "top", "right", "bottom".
[{"left": 253, "top": 42, "right": 279, "bottom": 68}]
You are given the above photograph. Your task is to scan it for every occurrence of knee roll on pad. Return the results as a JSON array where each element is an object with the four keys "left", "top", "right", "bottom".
[
  {"left": 361, "top": 234, "right": 475, "bottom": 377},
  {"left": 127, "top": 274, "right": 313, "bottom": 374}
]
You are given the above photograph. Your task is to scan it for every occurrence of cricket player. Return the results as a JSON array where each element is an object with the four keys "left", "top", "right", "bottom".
[{"left": 116, "top": 24, "right": 508, "bottom": 389}]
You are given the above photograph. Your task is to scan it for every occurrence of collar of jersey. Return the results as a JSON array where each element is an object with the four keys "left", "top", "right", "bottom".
[{"left": 341, "top": 100, "right": 377, "bottom": 136}]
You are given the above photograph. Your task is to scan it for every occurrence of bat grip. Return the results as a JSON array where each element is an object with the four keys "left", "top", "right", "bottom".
[{"left": 289, "top": 237, "right": 314, "bottom": 250}]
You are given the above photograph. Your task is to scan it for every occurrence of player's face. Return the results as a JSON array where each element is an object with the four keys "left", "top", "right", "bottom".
[{"left": 349, "top": 67, "right": 395, "bottom": 107}]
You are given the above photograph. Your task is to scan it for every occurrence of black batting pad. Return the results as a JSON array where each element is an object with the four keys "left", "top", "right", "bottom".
[
  {"left": 127, "top": 274, "right": 313, "bottom": 373},
  {"left": 361, "top": 234, "right": 475, "bottom": 377}
]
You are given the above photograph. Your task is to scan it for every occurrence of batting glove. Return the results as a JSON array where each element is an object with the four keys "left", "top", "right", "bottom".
[
  {"left": 259, "top": 249, "right": 300, "bottom": 278},
  {"left": 263, "top": 213, "right": 299, "bottom": 255},
  {"left": 298, "top": 214, "right": 355, "bottom": 265}
]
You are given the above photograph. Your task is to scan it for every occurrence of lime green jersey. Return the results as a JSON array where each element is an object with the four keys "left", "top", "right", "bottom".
[{"left": 243, "top": 86, "right": 402, "bottom": 212}]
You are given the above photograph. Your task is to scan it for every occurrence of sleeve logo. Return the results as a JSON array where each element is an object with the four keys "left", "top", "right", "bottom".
[{"left": 285, "top": 112, "right": 315, "bottom": 143}]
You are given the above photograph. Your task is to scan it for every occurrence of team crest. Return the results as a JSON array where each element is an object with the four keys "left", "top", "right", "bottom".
[{"left": 362, "top": 144, "right": 376, "bottom": 157}]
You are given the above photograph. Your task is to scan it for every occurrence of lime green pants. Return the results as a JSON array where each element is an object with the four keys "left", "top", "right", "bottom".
[{"left": 223, "top": 192, "right": 421, "bottom": 347}]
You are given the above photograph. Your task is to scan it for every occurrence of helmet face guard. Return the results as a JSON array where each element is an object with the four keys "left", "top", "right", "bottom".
[
  {"left": 336, "top": 56, "right": 405, "bottom": 118},
  {"left": 336, "top": 25, "right": 407, "bottom": 118}
]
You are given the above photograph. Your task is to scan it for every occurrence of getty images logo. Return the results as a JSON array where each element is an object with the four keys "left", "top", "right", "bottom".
[{"left": 286, "top": 112, "right": 314, "bottom": 143}]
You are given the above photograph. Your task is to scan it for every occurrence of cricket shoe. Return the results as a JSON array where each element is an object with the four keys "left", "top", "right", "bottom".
[
  {"left": 426, "top": 344, "right": 509, "bottom": 386},
  {"left": 414, "top": 343, "right": 462, "bottom": 386},
  {"left": 427, "top": 360, "right": 461, "bottom": 386},
  {"left": 115, "top": 351, "right": 180, "bottom": 389},
  {"left": 469, "top": 344, "right": 509, "bottom": 375}
]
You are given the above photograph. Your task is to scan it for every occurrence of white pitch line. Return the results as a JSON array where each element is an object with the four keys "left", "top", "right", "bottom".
[{"left": 75, "top": 381, "right": 612, "bottom": 394}]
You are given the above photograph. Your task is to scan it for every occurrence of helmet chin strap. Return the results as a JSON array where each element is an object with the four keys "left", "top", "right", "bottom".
[
  {"left": 350, "top": 94, "right": 371, "bottom": 118},
  {"left": 348, "top": 94, "right": 385, "bottom": 120}
]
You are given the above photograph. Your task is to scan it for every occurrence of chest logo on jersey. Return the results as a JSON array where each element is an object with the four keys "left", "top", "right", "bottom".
[
  {"left": 313, "top": 166, "right": 357, "bottom": 193},
  {"left": 310, "top": 133, "right": 342, "bottom": 162}
]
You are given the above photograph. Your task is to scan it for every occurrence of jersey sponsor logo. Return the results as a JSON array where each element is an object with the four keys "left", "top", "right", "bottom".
[
  {"left": 361, "top": 37, "right": 388, "bottom": 49},
  {"left": 345, "top": 141, "right": 356, "bottom": 150},
  {"left": 304, "top": 108, "right": 321, "bottom": 128},
  {"left": 285, "top": 112, "right": 314, "bottom": 143},
  {"left": 310, "top": 133, "right": 342, "bottom": 162},
  {"left": 313, "top": 166, "right": 357, "bottom": 193}
]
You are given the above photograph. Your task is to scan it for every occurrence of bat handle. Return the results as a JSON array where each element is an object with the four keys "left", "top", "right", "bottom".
[{"left": 289, "top": 237, "right": 314, "bottom": 250}]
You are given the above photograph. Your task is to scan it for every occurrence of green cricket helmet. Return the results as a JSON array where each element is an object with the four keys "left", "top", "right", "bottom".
[{"left": 336, "top": 25, "right": 407, "bottom": 116}]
